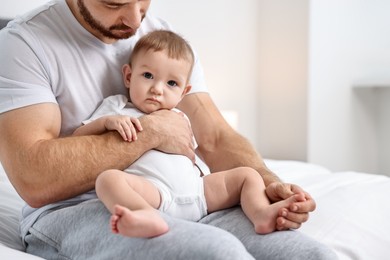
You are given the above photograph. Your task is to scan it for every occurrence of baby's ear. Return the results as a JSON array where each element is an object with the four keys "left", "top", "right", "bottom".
[
  {"left": 182, "top": 85, "right": 192, "bottom": 97},
  {"left": 122, "top": 64, "right": 132, "bottom": 88}
]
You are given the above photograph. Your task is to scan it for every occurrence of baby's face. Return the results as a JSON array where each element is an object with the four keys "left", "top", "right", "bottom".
[{"left": 127, "top": 49, "right": 191, "bottom": 113}]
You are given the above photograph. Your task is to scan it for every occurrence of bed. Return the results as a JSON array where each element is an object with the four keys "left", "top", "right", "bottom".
[{"left": 1, "top": 159, "right": 389, "bottom": 260}]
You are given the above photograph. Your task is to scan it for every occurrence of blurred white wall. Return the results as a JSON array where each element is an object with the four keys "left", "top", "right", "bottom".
[
  {"left": 309, "top": 0, "right": 390, "bottom": 175},
  {"left": 255, "top": 0, "right": 308, "bottom": 161}
]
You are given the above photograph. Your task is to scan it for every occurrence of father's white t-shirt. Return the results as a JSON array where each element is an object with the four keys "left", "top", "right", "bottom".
[{"left": 0, "top": 0, "right": 208, "bottom": 239}]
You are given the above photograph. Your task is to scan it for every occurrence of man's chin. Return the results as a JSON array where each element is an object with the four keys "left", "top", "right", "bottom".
[
  {"left": 119, "top": 33, "right": 135, "bottom": 39},
  {"left": 111, "top": 29, "right": 136, "bottom": 40}
]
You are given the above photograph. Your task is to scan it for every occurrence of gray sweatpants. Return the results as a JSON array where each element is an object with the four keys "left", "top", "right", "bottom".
[{"left": 25, "top": 199, "right": 337, "bottom": 260}]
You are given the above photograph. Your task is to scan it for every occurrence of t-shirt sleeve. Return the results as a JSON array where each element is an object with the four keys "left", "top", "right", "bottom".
[
  {"left": 0, "top": 22, "right": 57, "bottom": 114},
  {"left": 188, "top": 51, "right": 208, "bottom": 94}
]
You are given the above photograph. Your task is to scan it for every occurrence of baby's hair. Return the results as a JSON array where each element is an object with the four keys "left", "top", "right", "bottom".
[{"left": 130, "top": 30, "right": 194, "bottom": 71}]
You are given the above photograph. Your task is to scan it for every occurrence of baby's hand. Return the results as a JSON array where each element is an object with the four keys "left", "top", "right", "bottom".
[{"left": 104, "top": 115, "right": 143, "bottom": 141}]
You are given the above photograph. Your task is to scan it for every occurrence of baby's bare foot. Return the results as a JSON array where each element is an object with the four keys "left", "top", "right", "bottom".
[
  {"left": 111, "top": 205, "right": 169, "bottom": 238},
  {"left": 253, "top": 193, "right": 305, "bottom": 234}
]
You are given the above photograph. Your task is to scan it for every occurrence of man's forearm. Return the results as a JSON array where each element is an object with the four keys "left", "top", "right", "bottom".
[
  {"left": 199, "top": 130, "right": 281, "bottom": 186},
  {"left": 2, "top": 109, "right": 194, "bottom": 207},
  {"left": 9, "top": 129, "right": 157, "bottom": 208}
]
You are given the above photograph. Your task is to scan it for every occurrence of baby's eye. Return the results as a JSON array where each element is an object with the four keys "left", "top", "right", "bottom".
[
  {"left": 143, "top": 72, "right": 153, "bottom": 79},
  {"left": 167, "top": 80, "right": 178, "bottom": 87}
]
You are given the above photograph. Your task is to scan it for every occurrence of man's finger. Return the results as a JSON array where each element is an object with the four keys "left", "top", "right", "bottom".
[
  {"left": 279, "top": 208, "right": 309, "bottom": 223},
  {"left": 289, "top": 197, "right": 316, "bottom": 213},
  {"left": 276, "top": 216, "right": 302, "bottom": 230}
]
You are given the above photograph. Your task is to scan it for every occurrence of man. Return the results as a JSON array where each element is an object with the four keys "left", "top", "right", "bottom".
[{"left": 0, "top": 0, "right": 336, "bottom": 259}]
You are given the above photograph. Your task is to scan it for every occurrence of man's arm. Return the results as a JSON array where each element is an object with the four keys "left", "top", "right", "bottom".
[
  {"left": 177, "top": 93, "right": 276, "bottom": 181},
  {"left": 0, "top": 103, "right": 194, "bottom": 208},
  {"left": 177, "top": 93, "right": 315, "bottom": 229}
]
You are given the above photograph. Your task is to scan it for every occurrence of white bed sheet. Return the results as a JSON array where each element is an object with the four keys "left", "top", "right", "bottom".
[
  {"left": 0, "top": 164, "right": 45, "bottom": 260},
  {"left": 1, "top": 160, "right": 389, "bottom": 260},
  {"left": 266, "top": 159, "right": 390, "bottom": 260}
]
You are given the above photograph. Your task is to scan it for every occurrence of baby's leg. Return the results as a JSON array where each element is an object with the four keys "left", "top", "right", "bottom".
[
  {"left": 96, "top": 169, "right": 168, "bottom": 238},
  {"left": 203, "top": 167, "right": 305, "bottom": 235}
]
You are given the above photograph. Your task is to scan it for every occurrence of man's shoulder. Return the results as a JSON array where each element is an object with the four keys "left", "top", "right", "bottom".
[
  {"left": 0, "top": 0, "right": 66, "bottom": 44},
  {"left": 5, "top": 1, "right": 59, "bottom": 30}
]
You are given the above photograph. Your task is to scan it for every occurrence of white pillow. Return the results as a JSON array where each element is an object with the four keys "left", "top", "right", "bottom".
[
  {"left": 264, "top": 159, "right": 332, "bottom": 179},
  {"left": 0, "top": 243, "right": 44, "bottom": 259},
  {"left": 0, "top": 164, "right": 25, "bottom": 251}
]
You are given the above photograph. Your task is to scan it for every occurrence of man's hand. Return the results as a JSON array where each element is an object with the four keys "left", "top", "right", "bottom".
[
  {"left": 145, "top": 109, "right": 195, "bottom": 163},
  {"left": 265, "top": 182, "right": 316, "bottom": 230}
]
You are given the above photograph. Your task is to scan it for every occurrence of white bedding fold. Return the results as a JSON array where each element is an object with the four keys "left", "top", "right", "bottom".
[{"left": 265, "top": 159, "right": 390, "bottom": 260}]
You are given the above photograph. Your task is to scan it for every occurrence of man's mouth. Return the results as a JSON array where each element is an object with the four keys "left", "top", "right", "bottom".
[{"left": 110, "top": 25, "right": 135, "bottom": 34}]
